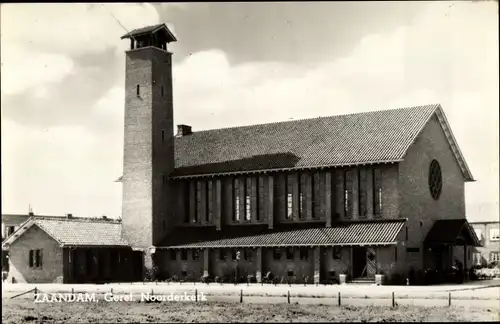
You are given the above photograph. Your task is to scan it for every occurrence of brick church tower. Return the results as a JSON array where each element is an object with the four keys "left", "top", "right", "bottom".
[{"left": 120, "top": 24, "right": 177, "bottom": 270}]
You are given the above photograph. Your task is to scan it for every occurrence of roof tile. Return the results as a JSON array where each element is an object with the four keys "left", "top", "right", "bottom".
[
  {"left": 173, "top": 105, "right": 438, "bottom": 176},
  {"left": 159, "top": 220, "right": 406, "bottom": 248},
  {"left": 33, "top": 218, "right": 128, "bottom": 247}
]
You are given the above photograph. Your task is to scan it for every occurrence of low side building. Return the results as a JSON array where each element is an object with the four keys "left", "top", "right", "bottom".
[
  {"left": 2, "top": 214, "right": 32, "bottom": 272},
  {"left": 470, "top": 221, "right": 500, "bottom": 266},
  {"left": 1, "top": 216, "right": 141, "bottom": 283}
]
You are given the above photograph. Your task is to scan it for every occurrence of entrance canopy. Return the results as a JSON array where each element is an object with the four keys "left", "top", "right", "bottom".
[
  {"left": 424, "top": 219, "right": 482, "bottom": 247},
  {"left": 159, "top": 219, "right": 406, "bottom": 249}
]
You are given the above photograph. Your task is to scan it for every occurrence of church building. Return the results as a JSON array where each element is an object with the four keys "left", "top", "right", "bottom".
[
  {"left": 2, "top": 23, "right": 481, "bottom": 284},
  {"left": 118, "top": 23, "right": 481, "bottom": 284}
]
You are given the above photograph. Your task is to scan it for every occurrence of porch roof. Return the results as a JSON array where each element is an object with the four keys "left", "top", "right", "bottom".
[
  {"left": 158, "top": 219, "right": 406, "bottom": 249},
  {"left": 424, "top": 219, "right": 482, "bottom": 247}
]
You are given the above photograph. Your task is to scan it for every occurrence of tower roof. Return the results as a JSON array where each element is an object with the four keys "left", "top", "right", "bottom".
[{"left": 120, "top": 23, "right": 177, "bottom": 42}]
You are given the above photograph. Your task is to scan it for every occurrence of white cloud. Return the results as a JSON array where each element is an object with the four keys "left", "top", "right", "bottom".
[
  {"left": 1, "top": 3, "right": 161, "bottom": 56},
  {"left": 1, "top": 2, "right": 497, "bottom": 221},
  {"left": 0, "top": 3, "right": 162, "bottom": 96},
  {"left": 1, "top": 45, "right": 74, "bottom": 96},
  {"left": 1, "top": 118, "right": 123, "bottom": 218}
]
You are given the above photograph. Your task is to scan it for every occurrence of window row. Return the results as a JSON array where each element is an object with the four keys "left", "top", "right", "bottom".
[
  {"left": 181, "top": 167, "right": 385, "bottom": 224},
  {"left": 170, "top": 247, "right": 344, "bottom": 262}
]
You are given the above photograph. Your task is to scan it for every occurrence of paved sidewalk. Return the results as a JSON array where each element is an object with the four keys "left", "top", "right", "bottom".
[{"left": 3, "top": 280, "right": 499, "bottom": 299}]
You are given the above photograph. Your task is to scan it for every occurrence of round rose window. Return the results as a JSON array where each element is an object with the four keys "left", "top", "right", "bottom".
[{"left": 428, "top": 159, "right": 442, "bottom": 200}]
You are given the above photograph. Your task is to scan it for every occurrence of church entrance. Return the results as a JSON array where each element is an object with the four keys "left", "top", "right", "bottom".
[{"left": 352, "top": 247, "right": 377, "bottom": 280}]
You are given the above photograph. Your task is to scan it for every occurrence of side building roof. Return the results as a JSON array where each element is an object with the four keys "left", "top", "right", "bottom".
[{"left": 2, "top": 216, "right": 129, "bottom": 249}]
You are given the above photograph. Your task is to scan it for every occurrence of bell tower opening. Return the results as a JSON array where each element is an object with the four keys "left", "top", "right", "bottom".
[{"left": 121, "top": 23, "right": 177, "bottom": 51}]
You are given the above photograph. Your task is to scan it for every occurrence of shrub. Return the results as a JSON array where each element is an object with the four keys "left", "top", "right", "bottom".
[
  {"left": 388, "top": 273, "right": 405, "bottom": 285},
  {"left": 144, "top": 266, "right": 159, "bottom": 282},
  {"left": 263, "top": 271, "right": 274, "bottom": 283},
  {"left": 201, "top": 275, "right": 212, "bottom": 283},
  {"left": 156, "top": 271, "right": 169, "bottom": 282}
]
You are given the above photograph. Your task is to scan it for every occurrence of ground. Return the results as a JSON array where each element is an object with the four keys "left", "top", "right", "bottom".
[
  {"left": 2, "top": 298, "right": 499, "bottom": 323},
  {"left": 2, "top": 280, "right": 499, "bottom": 323}
]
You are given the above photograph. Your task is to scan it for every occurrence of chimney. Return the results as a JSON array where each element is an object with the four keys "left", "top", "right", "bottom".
[
  {"left": 66, "top": 213, "right": 73, "bottom": 219},
  {"left": 176, "top": 124, "right": 192, "bottom": 137}
]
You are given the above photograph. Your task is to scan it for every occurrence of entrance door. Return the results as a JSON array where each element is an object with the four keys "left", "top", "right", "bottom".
[{"left": 352, "top": 247, "right": 367, "bottom": 278}]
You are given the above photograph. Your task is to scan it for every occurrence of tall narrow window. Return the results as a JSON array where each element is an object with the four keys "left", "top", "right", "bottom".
[
  {"left": 234, "top": 179, "right": 240, "bottom": 222},
  {"left": 344, "top": 170, "right": 353, "bottom": 218},
  {"left": 373, "top": 168, "right": 383, "bottom": 217},
  {"left": 311, "top": 172, "right": 317, "bottom": 219},
  {"left": 298, "top": 173, "right": 304, "bottom": 218},
  {"left": 189, "top": 181, "right": 197, "bottom": 223},
  {"left": 257, "top": 177, "right": 265, "bottom": 221},
  {"left": 299, "top": 193, "right": 304, "bottom": 218},
  {"left": 161, "top": 130, "right": 165, "bottom": 143},
  {"left": 136, "top": 84, "right": 140, "bottom": 96},
  {"left": 184, "top": 182, "right": 190, "bottom": 223},
  {"left": 286, "top": 175, "right": 293, "bottom": 220},
  {"left": 206, "top": 181, "right": 212, "bottom": 223},
  {"left": 161, "top": 85, "right": 164, "bottom": 97},
  {"left": 299, "top": 173, "right": 307, "bottom": 219},
  {"left": 245, "top": 178, "right": 251, "bottom": 221},
  {"left": 195, "top": 181, "right": 202, "bottom": 223},
  {"left": 181, "top": 250, "right": 187, "bottom": 261},
  {"left": 358, "top": 168, "right": 367, "bottom": 218}
]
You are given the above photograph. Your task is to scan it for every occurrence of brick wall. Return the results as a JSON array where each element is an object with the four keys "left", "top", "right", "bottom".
[
  {"left": 122, "top": 46, "right": 175, "bottom": 249},
  {"left": 157, "top": 249, "right": 204, "bottom": 281},
  {"left": 399, "top": 114, "right": 467, "bottom": 273},
  {"left": 6, "top": 226, "right": 63, "bottom": 283},
  {"left": 262, "top": 247, "right": 314, "bottom": 283}
]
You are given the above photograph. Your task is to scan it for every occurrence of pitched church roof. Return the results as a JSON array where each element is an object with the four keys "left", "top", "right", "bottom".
[
  {"left": 172, "top": 104, "right": 474, "bottom": 181},
  {"left": 2, "top": 216, "right": 128, "bottom": 249}
]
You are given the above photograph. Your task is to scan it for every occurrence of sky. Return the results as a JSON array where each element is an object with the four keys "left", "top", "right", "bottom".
[{"left": 1, "top": 2, "right": 498, "bottom": 222}]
